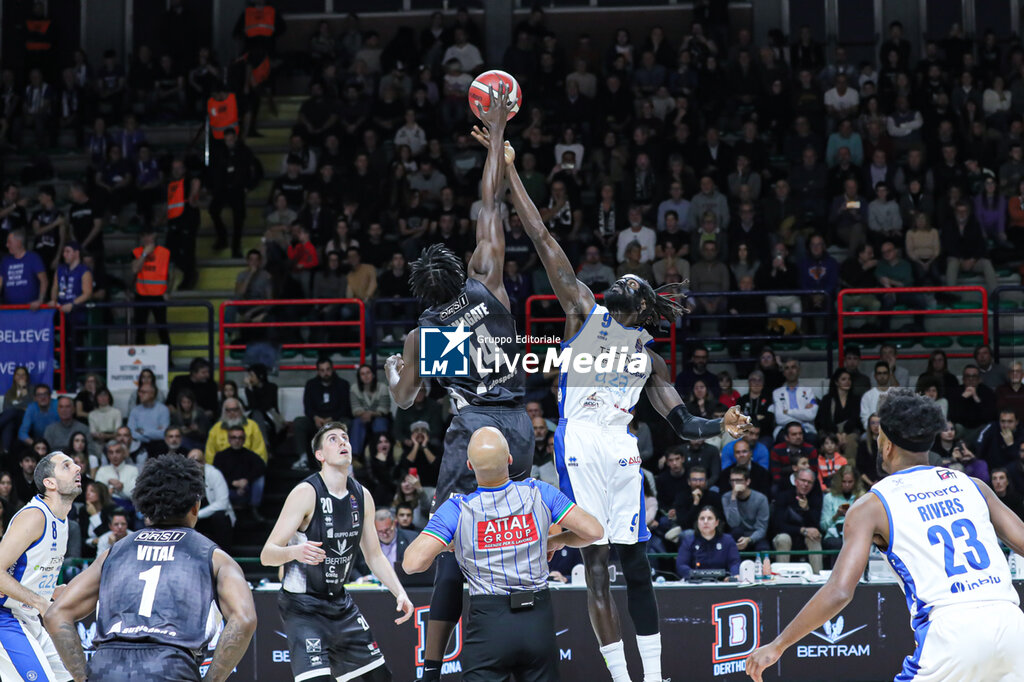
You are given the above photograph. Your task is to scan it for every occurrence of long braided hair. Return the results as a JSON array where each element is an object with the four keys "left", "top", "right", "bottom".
[
  {"left": 632, "top": 278, "right": 691, "bottom": 334},
  {"left": 409, "top": 243, "right": 466, "bottom": 306}
]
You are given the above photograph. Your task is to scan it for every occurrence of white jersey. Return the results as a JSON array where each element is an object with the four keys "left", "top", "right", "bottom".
[
  {"left": 558, "top": 303, "right": 652, "bottom": 427},
  {"left": 1, "top": 495, "right": 68, "bottom": 617},
  {"left": 871, "top": 466, "right": 1017, "bottom": 631}
]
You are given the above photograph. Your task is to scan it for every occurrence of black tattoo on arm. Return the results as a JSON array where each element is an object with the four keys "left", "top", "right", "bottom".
[
  {"left": 51, "top": 621, "right": 87, "bottom": 681},
  {"left": 204, "top": 618, "right": 251, "bottom": 682}
]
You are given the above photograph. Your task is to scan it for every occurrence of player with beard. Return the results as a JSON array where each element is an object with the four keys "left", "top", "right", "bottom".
[
  {"left": 261, "top": 422, "right": 413, "bottom": 682},
  {"left": 384, "top": 84, "right": 535, "bottom": 681},
  {"left": 0, "top": 452, "right": 81, "bottom": 681},
  {"left": 474, "top": 126, "right": 750, "bottom": 682}
]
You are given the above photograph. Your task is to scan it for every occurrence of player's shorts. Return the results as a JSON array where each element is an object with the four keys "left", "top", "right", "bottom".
[
  {"left": 434, "top": 405, "right": 533, "bottom": 514},
  {"left": 0, "top": 606, "right": 70, "bottom": 682},
  {"left": 896, "top": 601, "right": 1024, "bottom": 681},
  {"left": 278, "top": 589, "right": 389, "bottom": 682},
  {"left": 87, "top": 643, "right": 201, "bottom": 682},
  {"left": 553, "top": 418, "right": 650, "bottom": 545}
]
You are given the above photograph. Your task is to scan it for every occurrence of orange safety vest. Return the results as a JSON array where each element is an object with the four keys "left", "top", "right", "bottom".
[
  {"left": 25, "top": 19, "right": 51, "bottom": 51},
  {"left": 250, "top": 56, "right": 271, "bottom": 87},
  {"left": 133, "top": 245, "right": 170, "bottom": 296},
  {"left": 207, "top": 93, "right": 239, "bottom": 139},
  {"left": 244, "top": 6, "right": 275, "bottom": 38},
  {"left": 167, "top": 178, "right": 185, "bottom": 219}
]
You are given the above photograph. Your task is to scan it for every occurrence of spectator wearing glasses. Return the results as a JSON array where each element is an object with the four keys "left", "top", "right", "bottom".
[
  {"left": 771, "top": 359, "right": 818, "bottom": 439},
  {"left": 950, "top": 365, "right": 999, "bottom": 442},
  {"left": 721, "top": 467, "right": 770, "bottom": 552},
  {"left": 772, "top": 467, "right": 824, "bottom": 573},
  {"left": 204, "top": 397, "right": 268, "bottom": 464},
  {"left": 213, "top": 425, "right": 267, "bottom": 520}
]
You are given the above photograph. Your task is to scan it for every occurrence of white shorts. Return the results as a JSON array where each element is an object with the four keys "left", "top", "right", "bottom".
[
  {"left": 0, "top": 607, "right": 70, "bottom": 682},
  {"left": 553, "top": 419, "right": 649, "bottom": 545},
  {"left": 897, "top": 601, "right": 1024, "bottom": 681}
]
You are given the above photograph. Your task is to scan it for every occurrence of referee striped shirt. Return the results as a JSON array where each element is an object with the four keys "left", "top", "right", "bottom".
[{"left": 423, "top": 479, "right": 575, "bottom": 596}]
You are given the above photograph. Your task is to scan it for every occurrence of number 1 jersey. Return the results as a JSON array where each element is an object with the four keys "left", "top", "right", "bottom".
[
  {"left": 871, "top": 466, "right": 1017, "bottom": 630},
  {"left": 95, "top": 527, "right": 221, "bottom": 653}
]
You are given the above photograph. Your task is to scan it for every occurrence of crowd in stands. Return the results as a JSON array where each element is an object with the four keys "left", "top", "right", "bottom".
[{"left": 5, "top": 5, "right": 1024, "bottom": 578}]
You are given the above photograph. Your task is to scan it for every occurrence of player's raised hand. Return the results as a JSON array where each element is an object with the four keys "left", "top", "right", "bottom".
[
  {"left": 470, "top": 126, "right": 515, "bottom": 165},
  {"left": 394, "top": 592, "right": 414, "bottom": 624},
  {"left": 475, "top": 81, "right": 510, "bottom": 131},
  {"left": 745, "top": 642, "right": 782, "bottom": 681},
  {"left": 723, "top": 405, "right": 752, "bottom": 438},
  {"left": 385, "top": 354, "right": 404, "bottom": 386},
  {"left": 293, "top": 540, "right": 326, "bottom": 565}
]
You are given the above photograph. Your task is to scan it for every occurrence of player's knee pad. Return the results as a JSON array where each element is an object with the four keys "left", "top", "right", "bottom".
[{"left": 429, "top": 552, "right": 465, "bottom": 622}]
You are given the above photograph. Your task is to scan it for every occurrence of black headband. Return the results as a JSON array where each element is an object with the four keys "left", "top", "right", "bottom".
[{"left": 879, "top": 419, "right": 935, "bottom": 453}]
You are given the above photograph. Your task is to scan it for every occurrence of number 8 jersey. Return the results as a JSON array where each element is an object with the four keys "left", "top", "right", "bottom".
[
  {"left": 871, "top": 466, "right": 1017, "bottom": 630},
  {"left": 1, "top": 495, "right": 67, "bottom": 616}
]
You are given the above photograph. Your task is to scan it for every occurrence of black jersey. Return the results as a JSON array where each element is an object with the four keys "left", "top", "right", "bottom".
[
  {"left": 417, "top": 277, "right": 525, "bottom": 411},
  {"left": 68, "top": 199, "right": 102, "bottom": 252},
  {"left": 31, "top": 207, "right": 61, "bottom": 252},
  {"left": 282, "top": 473, "right": 365, "bottom": 600},
  {"left": 94, "top": 527, "right": 220, "bottom": 654}
]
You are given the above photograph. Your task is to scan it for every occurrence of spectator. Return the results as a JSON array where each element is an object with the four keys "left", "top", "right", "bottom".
[
  {"left": 975, "top": 344, "right": 1009, "bottom": 391},
  {"left": 718, "top": 436, "right": 771, "bottom": 497},
  {"left": 798, "top": 234, "right": 839, "bottom": 332},
  {"left": 721, "top": 467, "right": 770, "bottom": 552},
  {"left": 770, "top": 423, "right": 818, "bottom": 491},
  {"left": 167, "top": 358, "right": 218, "bottom": 420},
  {"left": 718, "top": 372, "right": 740, "bottom": 408},
  {"left": 687, "top": 175, "right": 729, "bottom": 232},
  {"left": 772, "top": 468, "right": 824, "bottom": 572},
  {"left": 78, "top": 481, "right": 116, "bottom": 558},
  {"left": 44, "top": 395, "right": 94, "bottom": 459},
  {"left": 996, "top": 362, "right": 1024, "bottom": 422},
  {"left": 127, "top": 384, "right": 170, "bottom": 453},
  {"left": 977, "top": 409, "right": 1024, "bottom": 468},
  {"left": 904, "top": 212, "right": 942, "bottom": 285},
  {"left": 867, "top": 183, "right": 902, "bottom": 245},
  {"left": 815, "top": 432, "right": 848, "bottom": 490},
  {"left": 737, "top": 371, "right": 776, "bottom": 438},
  {"left": 819, "top": 464, "right": 865, "bottom": 556},
  {"left": 228, "top": 249, "right": 273, "bottom": 332},
  {"left": 949, "top": 365, "right": 999, "bottom": 439},
  {"left": 0, "top": 229, "right": 47, "bottom": 306},
  {"left": 392, "top": 386, "right": 445, "bottom": 451},
  {"left": 655, "top": 448, "right": 688, "bottom": 512},
  {"left": 442, "top": 27, "right": 483, "bottom": 72},
  {"left": 826, "top": 118, "right": 862, "bottom": 166},
  {"left": 94, "top": 441, "right": 139, "bottom": 501},
  {"left": 0, "top": 367, "right": 32, "bottom": 455},
  {"left": 992, "top": 468, "right": 1024, "bottom": 521},
  {"left": 214, "top": 424, "right": 267, "bottom": 519},
  {"left": 757, "top": 243, "right": 801, "bottom": 320},
  {"left": 948, "top": 432, "right": 990, "bottom": 482},
  {"left": 657, "top": 181, "right": 690, "bottom": 231},
  {"left": 184, "top": 447, "right": 234, "bottom": 550},
  {"left": 292, "top": 357, "right": 351, "bottom": 468},
  {"left": 169, "top": 389, "right": 211, "bottom": 450},
  {"left": 204, "top": 393, "right": 268, "bottom": 465},
  {"left": 942, "top": 201, "right": 999, "bottom": 292},
  {"left": 675, "top": 505, "right": 739, "bottom": 580},
  {"left": 208, "top": 127, "right": 259, "bottom": 257},
  {"left": 396, "top": 502, "right": 418, "bottom": 532},
  {"left": 350, "top": 364, "right": 391, "bottom": 463},
  {"left": 576, "top": 244, "right": 616, "bottom": 291},
  {"left": 11, "top": 452, "right": 38, "bottom": 504},
  {"left": 816, "top": 368, "right": 862, "bottom": 462},
  {"left": 672, "top": 465, "right": 722, "bottom": 533},
  {"left": 616, "top": 206, "right": 657, "bottom": 263},
  {"left": 346, "top": 247, "right": 377, "bottom": 308},
  {"left": 18, "top": 384, "right": 58, "bottom": 448},
  {"left": 95, "top": 510, "right": 130, "bottom": 555},
  {"left": 19, "top": 68, "right": 54, "bottom": 150},
  {"left": 689, "top": 240, "right": 729, "bottom": 314},
  {"left": 771, "top": 359, "right": 818, "bottom": 438},
  {"left": 828, "top": 178, "right": 868, "bottom": 252},
  {"left": 859, "top": 361, "right": 897, "bottom": 430},
  {"left": 674, "top": 345, "right": 718, "bottom": 399}
]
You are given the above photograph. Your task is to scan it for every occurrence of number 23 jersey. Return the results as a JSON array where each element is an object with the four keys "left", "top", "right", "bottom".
[{"left": 871, "top": 466, "right": 1017, "bottom": 630}]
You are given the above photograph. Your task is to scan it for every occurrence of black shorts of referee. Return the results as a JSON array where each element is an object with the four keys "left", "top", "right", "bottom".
[{"left": 461, "top": 587, "right": 559, "bottom": 682}]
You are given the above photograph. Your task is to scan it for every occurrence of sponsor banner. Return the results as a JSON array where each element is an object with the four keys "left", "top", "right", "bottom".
[
  {"left": 105, "top": 345, "right": 169, "bottom": 393},
  {"left": 0, "top": 310, "right": 54, "bottom": 393},
  {"left": 71, "top": 583, "right": 1024, "bottom": 680}
]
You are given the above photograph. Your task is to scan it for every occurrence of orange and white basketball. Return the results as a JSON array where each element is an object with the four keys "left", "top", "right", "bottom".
[{"left": 468, "top": 69, "right": 522, "bottom": 121}]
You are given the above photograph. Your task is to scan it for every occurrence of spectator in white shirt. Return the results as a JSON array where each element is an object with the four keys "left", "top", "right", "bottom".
[
  {"left": 187, "top": 447, "right": 235, "bottom": 550},
  {"left": 94, "top": 441, "right": 139, "bottom": 500},
  {"left": 823, "top": 73, "right": 860, "bottom": 123},
  {"left": 616, "top": 206, "right": 657, "bottom": 263},
  {"left": 657, "top": 180, "right": 691, "bottom": 230},
  {"left": 861, "top": 361, "right": 895, "bottom": 430},
  {"left": 442, "top": 28, "right": 483, "bottom": 73},
  {"left": 393, "top": 108, "right": 427, "bottom": 156},
  {"left": 771, "top": 358, "right": 819, "bottom": 439}
]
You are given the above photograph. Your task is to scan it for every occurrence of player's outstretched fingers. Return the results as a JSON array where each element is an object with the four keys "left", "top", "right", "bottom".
[{"left": 395, "top": 594, "right": 414, "bottom": 624}]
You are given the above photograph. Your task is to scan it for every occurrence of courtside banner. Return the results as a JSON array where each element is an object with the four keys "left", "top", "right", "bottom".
[{"left": 0, "top": 309, "right": 54, "bottom": 393}]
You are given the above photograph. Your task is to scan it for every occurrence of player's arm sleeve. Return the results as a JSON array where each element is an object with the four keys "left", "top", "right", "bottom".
[
  {"left": 538, "top": 481, "right": 576, "bottom": 523},
  {"left": 422, "top": 498, "right": 460, "bottom": 546}
]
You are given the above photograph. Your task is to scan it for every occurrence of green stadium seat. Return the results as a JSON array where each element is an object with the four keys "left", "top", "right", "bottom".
[
  {"left": 957, "top": 336, "right": 984, "bottom": 348},
  {"left": 281, "top": 349, "right": 298, "bottom": 359},
  {"left": 229, "top": 349, "right": 245, "bottom": 361},
  {"left": 775, "top": 341, "right": 800, "bottom": 351},
  {"left": 922, "top": 337, "right": 953, "bottom": 349},
  {"left": 808, "top": 339, "right": 829, "bottom": 351},
  {"left": 705, "top": 341, "right": 725, "bottom": 352},
  {"left": 998, "top": 335, "right": 1024, "bottom": 346},
  {"left": 998, "top": 301, "right": 1019, "bottom": 312}
]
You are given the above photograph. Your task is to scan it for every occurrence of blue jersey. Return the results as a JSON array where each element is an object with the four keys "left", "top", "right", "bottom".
[
  {"left": 871, "top": 466, "right": 1017, "bottom": 631},
  {"left": 424, "top": 479, "right": 575, "bottom": 596},
  {"left": 55, "top": 262, "right": 88, "bottom": 305},
  {"left": 0, "top": 251, "right": 45, "bottom": 304}
]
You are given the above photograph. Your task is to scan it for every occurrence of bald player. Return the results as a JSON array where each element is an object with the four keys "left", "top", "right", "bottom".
[{"left": 405, "top": 427, "right": 603, "bottom": 681}]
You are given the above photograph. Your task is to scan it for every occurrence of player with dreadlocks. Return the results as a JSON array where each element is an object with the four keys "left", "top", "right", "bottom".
[
  {"left": 472, "top": 125, "right": 750, "bottom": 682},
  {"left": 384, "top": 83, "right": 535, "bottom": 682}
]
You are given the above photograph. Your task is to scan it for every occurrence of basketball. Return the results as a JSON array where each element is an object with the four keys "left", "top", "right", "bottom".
[{"left": 468, "top": 69, "right": 522, "bottom": 121}]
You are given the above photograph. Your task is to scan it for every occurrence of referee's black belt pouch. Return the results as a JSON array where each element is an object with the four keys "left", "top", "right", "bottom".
[{"left": 510, "top": 588, "right": 549, "bottom": 610}]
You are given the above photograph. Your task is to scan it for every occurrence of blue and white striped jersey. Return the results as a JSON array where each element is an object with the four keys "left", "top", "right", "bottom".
[
  {"left": 871, "top": 466, "right": 1017, "bottom": 631},
  {"left": 423, "top": 479, "right": 575, "bottom": 596},
  {"left": 1, "top": 495, "right": 67, "bottom": 617}
]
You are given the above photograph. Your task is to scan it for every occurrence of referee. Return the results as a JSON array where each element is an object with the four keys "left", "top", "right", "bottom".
[{"left": 404, "top": 427, "right": 602, "bottom": 681}]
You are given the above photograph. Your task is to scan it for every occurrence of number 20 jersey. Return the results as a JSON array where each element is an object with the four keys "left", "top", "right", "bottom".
[{"left": 871, "top": 466, "right": 1017, "bottom": 630}]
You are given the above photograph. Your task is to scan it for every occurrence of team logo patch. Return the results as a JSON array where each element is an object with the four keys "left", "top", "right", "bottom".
[
  {"left": 477, "top": 514, "right": 539, "bottom": 549},
  {"left": 419, "top": 325, "right": 472, "bottom": 377},
  {"left": 937, "top": 470, "right": 955, "bottom": 480},
  {"left": 567, "top": 455, "right": 579, "bottom": 467},
  {"left": 306, "top": 638, "right": 321, "bottom": 653}
]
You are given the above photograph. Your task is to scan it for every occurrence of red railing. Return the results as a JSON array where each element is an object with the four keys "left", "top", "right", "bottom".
[
  {"left": 0, "top": 304, "right": 66, "bottom": 392},
  {"left": 524, "top": 294, "right": 678, "bottom": 378},
  {"left": 218, "top": 299, "right": 366, "bottom": 383},
  {"left": 837, "top": 286, "right": 989, "bottom": 362}
]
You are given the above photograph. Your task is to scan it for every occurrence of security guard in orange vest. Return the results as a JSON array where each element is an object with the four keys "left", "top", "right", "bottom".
[
  {"left": 164, "top": 158, "right": 202, "bottom": 290},
  {"left": 207, "top": 85, "right": 239, "bottom": 141},
  {"left": 233, "top": 0, "right": 285, "bottom": 53},
  {"left": 131, "top": 225, "right": 172, "bottom": 345},
  {"left": 24, "top": 2, "right": 54, "bottom": 80}
]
